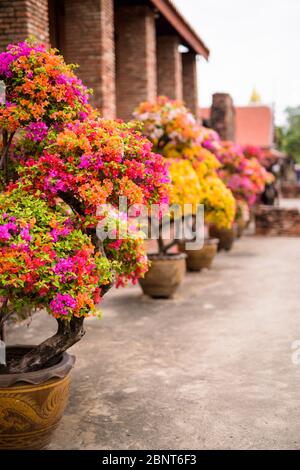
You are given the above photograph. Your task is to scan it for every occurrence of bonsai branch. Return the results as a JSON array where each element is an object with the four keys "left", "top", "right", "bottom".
[
  {"left": 0, "top": 130, "right": 15, "bottom": 184},
  {"left": 0, "top": 130, "right": 15, "bottom": 165},
  {"left": 58, "top": 191, "right": 114, "bottom": 292},
  {"left": 161, "top": 239, "right": 178, "bottom": 254},
  {"left": 58, "top": 190, "right": 108, "bottom": 256},
  {"left": 6, "top": 316, "right": 86, "bottom": 374},
  {"left": 156, "top": 215, "right": 195, "bottom": 255},
  {"left": 0, "top": 297, "right": 9, "bottom": 342},
  {"left": 57, "top": 190, "right": 85, "bottom": 217},
  {"left": 158, "top": 224, "right": 165, "bottom": 253}
]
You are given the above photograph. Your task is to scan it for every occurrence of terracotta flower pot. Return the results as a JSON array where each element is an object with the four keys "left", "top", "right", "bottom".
[
  {"left": 0, "top": 346, "right": 75, "bottom": 450},
  {"left": 139, "top": 253, "right": 186, "bottom": 298},
  {"left": 236, "top": 218, "right": 246, "bottom": 238},
  {"left": 178, "top": 238, "right": 219, "bottom": 271},
  {"left": 209, "top": 226, "right": 236, "bottom": 252}
]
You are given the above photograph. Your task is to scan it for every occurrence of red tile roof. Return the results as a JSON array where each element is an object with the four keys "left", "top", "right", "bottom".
[
  {"left": 235, "top": 106, "right": 274, "bottom": 148},
  {"left": 199, "top": 105, "right": 274, "bottom": 148},
  {"left": 200, "top": 107, "right": 210, "bottom": 120}
]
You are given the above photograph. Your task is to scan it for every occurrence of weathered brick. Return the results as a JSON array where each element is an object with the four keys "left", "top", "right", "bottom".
[
  {"left": 0, "top": 0, "right": 49, "bottom": 51},
  {"left": 62, "top": 0, "right": 116, "bottom": 118},
  {"left": 211, "top": 93, "right": 236, "bottom": 141},
  {"left": 157, "top": 35, "right": 182, "bottom": 100},
  {"left": 0, "top": 1, "right": 202, "bottom": 122},
  {"left": 280, "top": 183, "right": 300, "bottom": 199},
  {"left": 182, "top": 50, "right": 198, "bottom": 114},
  {"left": 255, "top": 205, "right": 300, "bottom": 236},
  {"left": 115, "top": 4, "right": 157, "bottom": 120}
]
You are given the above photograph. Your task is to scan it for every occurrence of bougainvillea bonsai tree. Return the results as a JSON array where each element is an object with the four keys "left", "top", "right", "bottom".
[
  {"left": 0, "top": 41, "right": 169, "bottom": 373},
  {"left": 201, "top": 131, "right": 274, "bottom": 209},
  {"left": 216, "top": 141, "right": 274, "bottom": 207},
  {"left": 134, "top": 96, "right": 236, "bottom": 251},
  {"left": 243, "top": 144, "right": 277, "bottom": 170}
]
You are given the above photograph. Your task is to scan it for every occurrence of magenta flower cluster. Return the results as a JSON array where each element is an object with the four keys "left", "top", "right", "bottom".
[
  {"left": 49, "top": 293, "right": 77, "bottom": 316},
  {"left": 25, "top": 122, "right": 49, "bottom": 142},
  {"left": 0, "top": 42, "right": 46, "bottom": 78},
  {"left": 54, "top": 258, "right": 76, "bottom": 282},
  {"left": 0, "top": 218, "right": 18, "bottom": 241}
]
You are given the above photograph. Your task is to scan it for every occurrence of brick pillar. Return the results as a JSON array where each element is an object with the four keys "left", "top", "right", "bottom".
[
  {"left": 156, "top": 35, "right": 182, "bottom": 100},
  {"left": 0, "top": 0, "right": 49, "bottom": 51},
  {"left": 115, "top": 5, "right": 157, "bottom": 120},
  {"left": 182, "top": 51, "right": 198, "bottom": 114},
  {"left": 63, "top": 0, "right": 116, "bottom": 118},
  {"left": 211, "top": 93, "right": 236, "bottom": 141}
]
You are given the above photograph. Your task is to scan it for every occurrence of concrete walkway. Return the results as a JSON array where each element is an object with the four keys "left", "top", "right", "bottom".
[{"left": 7, "top": 236, "right": 300, "bottom": 449}]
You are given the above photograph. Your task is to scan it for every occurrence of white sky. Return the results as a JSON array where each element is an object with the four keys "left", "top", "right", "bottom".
[{"left": 173, "top": 0, "right": 300, "bottom": 125}]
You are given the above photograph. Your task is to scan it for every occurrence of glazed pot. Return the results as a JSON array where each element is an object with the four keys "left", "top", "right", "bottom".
[
  {"left": 139, "top": 253, "right": 186, "bottom": 298},
  {"left": 0, "top": 346, "right": 75, "bottom": 450},
  {"left": 236, "top": 218, "right": 246, "bottom": 238},
  {"left": 178, "top": 238, "right": 219, "bottom": 271},
  {"left": 209, "top": 226, "right": 236, "bottom": 252}
]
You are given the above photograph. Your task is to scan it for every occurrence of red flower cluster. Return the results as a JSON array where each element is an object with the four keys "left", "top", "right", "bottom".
[{"left": 16, "top": 118, "right": 169, "bottom": 228}]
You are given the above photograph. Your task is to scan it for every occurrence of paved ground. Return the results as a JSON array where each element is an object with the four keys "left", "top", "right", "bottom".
[
  {"left": 7, "top": 235, "right": 300, "bottom": 450},
  {"left": 279, "top": 198, "right": 300, "bottom": 211}
]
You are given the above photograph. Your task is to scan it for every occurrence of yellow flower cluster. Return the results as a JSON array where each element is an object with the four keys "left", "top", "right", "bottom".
[
  {"left": 198, "top": 176, "right": 236, "bottom": 229},
  {"left": 167, "top": 157, "right": 235, "bottom": 228},
  {"left": 168, "top": 159, "right": 202, "bottom": 215},
  {"left": 189, "top": 149, "right": 236, "bottom": 228},
  {"left": 190, "top": 147, "right": 221, "bottom": 178}
]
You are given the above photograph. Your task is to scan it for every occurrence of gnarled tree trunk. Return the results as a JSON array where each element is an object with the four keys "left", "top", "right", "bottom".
[{"left": 6, "top": 317, "right": 85, "bottom": 374}]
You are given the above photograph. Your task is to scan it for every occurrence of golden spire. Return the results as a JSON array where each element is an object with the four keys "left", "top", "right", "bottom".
[{"left": 250, "top": 87, "right": 261, "bottom": 104}]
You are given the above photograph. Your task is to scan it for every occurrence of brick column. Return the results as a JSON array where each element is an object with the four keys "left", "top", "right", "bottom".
[
  {"left": 63, "top": 0, "right": 116, "bottom": 118},
  {"left": 156, "top": 35, "right": 182, "bottom": 100},
  {"left": 182, "top": 51, "right": 198, "bottom": 114},
  {"left": 0, "top": 0, "right": 49, "bottom": 51},
  {"left": 211, "top": 93, "right": 236, "bottom": 141},
  {"left": 115, "top": 5, "right": 157, "bottom": 120}
]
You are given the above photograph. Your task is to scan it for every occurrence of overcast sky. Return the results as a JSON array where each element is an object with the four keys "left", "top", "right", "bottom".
[{"left": 173, "top": 0, "right": 300, "bottom": 125}]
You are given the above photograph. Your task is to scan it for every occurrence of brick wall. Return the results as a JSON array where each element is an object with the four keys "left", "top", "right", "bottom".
[
  {"left": 0, "top": 0, "right": 49, "bottom": 51},
  {"left": 280, "top": 183, "right": 300, "bottom": 199},
  {"left": 115, "top": 4, "right": 157, "bottom": 120},
  {"left": 63, "top": 0, "right": 116, "bottom": 118},
  {"left": 211, "top": 93, "right": 235, "bottom": 141},
  {"left": 0, "top": 1, "right": 200, "bottom": 121},
  {"left": 157, "top": 35, "right": 182, "bottom": 100},
  {"left": 182, "top": 51, "right": 198, "bottom": 114},
  {"left": 255, "top": 206, "right": 300, "bottom": 236}
]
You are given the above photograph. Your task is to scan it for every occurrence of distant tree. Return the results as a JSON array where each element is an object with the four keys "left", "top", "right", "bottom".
[
  {"left": 275, "top": 126, "right": 285, "bottom": 149},
  {"left": 277, "top": 106, "right": 300, "bottom": 163}
]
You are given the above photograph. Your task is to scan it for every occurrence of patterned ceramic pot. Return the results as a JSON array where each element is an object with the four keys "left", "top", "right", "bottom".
[
  {"left": 209, "top": 226, "right": 236, "bottom": 252},
  {"left": 0, "top": 346, "right": 75, "bottom": 450},
  {"left": 178, "top": 238, "right": 219, "bottom": 271},
  {"left": 236, "top": 219, "right": 246, "bottom": 238},
  {"left": 139, "top": 253, "right": 186, "bottom": 298}
]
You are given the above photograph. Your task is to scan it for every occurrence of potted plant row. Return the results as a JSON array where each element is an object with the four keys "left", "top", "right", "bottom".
[
  {"left": 201, "top": 132, "right": 275, "bottom": 247},
  {"left": 134, "top": 97, "right": 236, "bottom": 272}
]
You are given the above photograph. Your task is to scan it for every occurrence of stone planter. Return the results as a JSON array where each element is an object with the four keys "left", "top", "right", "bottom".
[
  {"left": 281, "top": 183, "right": 300, "bottom": 199},
  {"left": 178, "top": 238, "right": 219, "bottom": 271},
  {"left": 139, "top": 253, "right": 186, "bottom": 298},
  {"left": 255, "top": 205, "right": 300, "bottom": 236},
  {"left": 0, "top": 346, "right": 75, "bottom": 450},
  {"left": 209, "top": 226, "right": 236, "bottom": 252}
]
